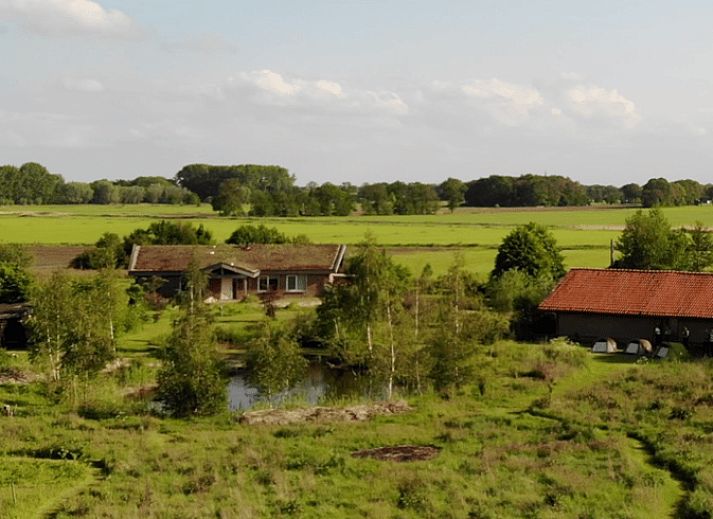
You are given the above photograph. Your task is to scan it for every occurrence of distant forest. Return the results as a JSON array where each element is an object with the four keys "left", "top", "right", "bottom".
[{"left": 1, "top": 161, "right": 712, "bottom": 216}]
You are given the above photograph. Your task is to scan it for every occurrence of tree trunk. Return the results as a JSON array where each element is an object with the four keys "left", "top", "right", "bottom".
[
  {"left": 414, "top": 289, "right": 420, "bottom": 340},
  {"left": 386, "top": 305, "right": 395, "bottom": 400}
]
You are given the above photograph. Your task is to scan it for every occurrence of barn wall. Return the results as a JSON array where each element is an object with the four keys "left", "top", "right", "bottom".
[{"left": 557, "top": 312, "right": 713, "bottom": 345}]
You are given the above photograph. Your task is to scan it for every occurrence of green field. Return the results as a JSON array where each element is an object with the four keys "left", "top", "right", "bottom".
[
  {"left": 3, "top": 327, "right": 707, "bottom": 517},
  {"left": 3, "top": 203, "right": 712, "bottom": 517},
  {"left": 3, "top": 203, "right": 711, "bottom": 275}
]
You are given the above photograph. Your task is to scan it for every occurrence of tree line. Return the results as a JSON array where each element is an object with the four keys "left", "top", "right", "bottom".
[
  {"left": 0, "top": 163, "right": 198, "bottom": 205},
  {"left": 4, "top": 161, "right": 713, "bottom": 213}
]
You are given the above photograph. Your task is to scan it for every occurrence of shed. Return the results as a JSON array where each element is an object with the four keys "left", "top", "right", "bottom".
[{"left": 538, "top": 269, "right": 713, "bottom": 347}]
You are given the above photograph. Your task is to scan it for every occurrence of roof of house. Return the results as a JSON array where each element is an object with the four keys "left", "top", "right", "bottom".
[
  {"left": 128, "top": 244, "right": 347, "bottom": 274},
  {"left": 539, "top": 268, "right": 713, "bottom": 319}
]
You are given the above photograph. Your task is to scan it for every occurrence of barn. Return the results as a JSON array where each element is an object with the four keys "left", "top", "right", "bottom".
[
  {"left": 538, "top": 268, "right": 713, "bottom": 347},
  {"left": 128, "top": 243, "right": 347, "bottom": 300}
]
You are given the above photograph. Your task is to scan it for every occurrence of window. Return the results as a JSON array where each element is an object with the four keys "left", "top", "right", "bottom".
[
  {"left": 258, "top": 276, "right": 279, "bottom": 292},
  {"left": 286, "top": 274, "right": 307, "bottom": 292}
]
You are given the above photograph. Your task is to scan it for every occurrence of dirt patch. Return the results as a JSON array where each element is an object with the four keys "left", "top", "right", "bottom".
[
  {"left": 239, "top": 400, "right": 412, "bottom": 426},
  {"left": 0, "top": 368, "right": 38, "bottom": 385},
  {"left": 351, "top": 444, "right": 441, "bottom": 462}
]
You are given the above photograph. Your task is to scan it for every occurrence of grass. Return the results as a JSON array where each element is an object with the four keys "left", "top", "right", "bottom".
[
  {"left": 3, "top": 203, "right": 713, "bottom": 515},
  {"left": 1, "top": 331, "right": 706, "bottom": 518},
  {"left": 2, "top": 203, "right": 702, "bottom": 277},
  {"left": 2, "top": 203, "right": 711, "bottom": 275}
]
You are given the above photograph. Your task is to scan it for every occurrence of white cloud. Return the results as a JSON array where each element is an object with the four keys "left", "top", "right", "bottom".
[
  {"left": 245, "top": 69, "right": 299, "bottom": 97},
  {"left": 0, "top": 0, "right": 136, "bottom": 37},
  {"left": 230, "top": 69, "right": 408, "bottom": 116},
  {"left": 563, "top": 85, "right": 640, "bottom": 127},
  {"left": 428, "top": 78, "right": 544, "bottom": 126},
  {"left": 61, "top": 77, "right": 104, "bottom": 92}
]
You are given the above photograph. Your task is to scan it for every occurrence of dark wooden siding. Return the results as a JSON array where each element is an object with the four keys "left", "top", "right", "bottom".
[{"left": 556, "top": 312, "right": 713, "bottom": 346}]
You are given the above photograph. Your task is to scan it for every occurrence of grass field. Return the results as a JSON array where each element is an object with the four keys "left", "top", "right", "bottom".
[
  {"left": 4, "top": 205, "right": 713, "bottom": 516},
  {"left": 2, "top": 329, "right": 706, "bottom": 518},
  {"left": 1, "top": 204, "right": 711, "bottom": 276}
]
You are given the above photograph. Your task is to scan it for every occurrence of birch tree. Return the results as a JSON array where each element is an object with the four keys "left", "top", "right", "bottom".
[
  {"left": 156, "top": 261, "right": 226, "bottom": 416},
  {"left": 246, "top": 324, "right": 307, "bottom": 407}
]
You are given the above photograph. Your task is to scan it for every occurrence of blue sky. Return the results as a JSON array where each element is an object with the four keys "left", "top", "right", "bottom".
[{"left": 2, "top": 0, "right": 713, "bottom": 185}]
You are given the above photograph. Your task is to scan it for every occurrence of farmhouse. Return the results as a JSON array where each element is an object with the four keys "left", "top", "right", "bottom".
[
  {"left": 128, "top": 244, "right": 347, "bottom": 300},
  {"left": 538, "top": 268, "right": 713, "bottom": 346}
]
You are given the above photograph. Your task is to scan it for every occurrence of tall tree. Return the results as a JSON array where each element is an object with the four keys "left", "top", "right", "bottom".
[
  {"left": 614, "top": 209, "right": 685, "bottom": 269},
  {"left": 687, "top": 222, "right": 713, "bottom": 272},
  {"left": 438, "top": 178, "right": 467, "bottom": 212},
  {"left": 156, "top": 262, "right": 225, "bottom": 416},
  {"left": 491, "top": 223, "right": 565, "bottom": 280},
  {"left": 246, "top": 324, "right": 307, "bottom": 406},
  {"left": 211, "top": 178, "right": 250, "bottom": 216},
  {"left": 316, "top": 235, "right": 410, "bottom": 398}
]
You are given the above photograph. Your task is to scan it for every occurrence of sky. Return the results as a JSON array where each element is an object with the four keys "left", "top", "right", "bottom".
[{"left": 1, "top": 0, "right": 713, "bottom": 186}]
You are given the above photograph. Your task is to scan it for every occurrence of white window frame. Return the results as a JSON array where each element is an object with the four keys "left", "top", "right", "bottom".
[
  {"left": 286, "top": 274, "right": 307, "bottom": 293},
  {"left": 257, "top": 276, "right": 279, "bottom": 293}
]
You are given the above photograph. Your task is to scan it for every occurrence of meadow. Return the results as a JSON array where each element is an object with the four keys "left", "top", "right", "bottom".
[
  {"left": 2, "top": 203, "right": 712, "bottom": 275},
  {"left": 2, "top": 204, "right": 713, "bottom": 517},
  {"left": 2, "top": 328, "right": 704, "bottom": 518}
]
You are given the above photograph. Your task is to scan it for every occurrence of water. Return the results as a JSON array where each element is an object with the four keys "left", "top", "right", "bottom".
[{"left": 227, "top": 361, "right": 369, "bottom": 411}]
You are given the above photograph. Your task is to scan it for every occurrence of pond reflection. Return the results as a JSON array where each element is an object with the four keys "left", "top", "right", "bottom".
[{"left": 227, "top": 361, "right": 376, "bottom": 410}]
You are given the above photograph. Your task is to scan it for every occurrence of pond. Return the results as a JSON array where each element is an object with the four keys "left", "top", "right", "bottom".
[{"left": 227, "top": 361, "right": 374, "bottom": 410}]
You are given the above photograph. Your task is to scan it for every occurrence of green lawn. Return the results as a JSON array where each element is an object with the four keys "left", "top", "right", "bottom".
[{"left": 0, "top": 203, "right": 708, "bottom": 276}]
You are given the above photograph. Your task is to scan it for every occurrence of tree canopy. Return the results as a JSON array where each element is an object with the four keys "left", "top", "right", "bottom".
[
  {"left": 614, "top": 209, "right": 713, "bottom": 271},
  {"left": 491, "top": 223, "right": 565, "bottom": 280}
]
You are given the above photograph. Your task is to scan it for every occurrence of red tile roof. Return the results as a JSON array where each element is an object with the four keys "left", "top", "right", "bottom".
[
  {"left": 129, "top": 244, "right": 346, "bottom": 274},
  {"left": 539, "top": 268, "right": 713, "bottom": 319}
]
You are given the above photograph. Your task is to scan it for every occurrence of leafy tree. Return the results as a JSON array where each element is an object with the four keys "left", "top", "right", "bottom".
[
  {"left": 123, "top": 221, "right": 213, "bottom": 258},
  {"left": 310, "top": 182, "right": 355, "bottom": 216},
  {"left": 621, "top": 183, "right": 642, "bottom": 204},
  {"left": 491, "top": 223, "right": 565, "bottom": 280},
  {"left": 358, "top": 183, "right": 394, "bottom": 215},
  {"left": 28, "top": 272, "right": 124, "bottom": 382},
  {"left": 72, "top": 233, "right": 126, "bottom": 269},
  {"left": 438, "top": 177, "right": 467, "bottom": 212},
  {"left": 429, "top": 256, "right": 507, "bottom": 392},
  {"left": 246, "top": 324, "right": 307, "bottom": 406},
  {"left": 56, "top": 182, "right": 94, "bottom": 204},
  {"left": 586, "top": 184, "right": 622, "bottom": 204},
  {"left": 465, "top": 176, "right": 515, "bottom": 207},
  {"left": 90, "top": 180, "right": 120, "bottom": 204},
  {"left": 316, "top": 235, "right": 410, "bottom": 397},
  {"left": 486, "top": 269, "right": 554, "bottom": 339},
  {"left": 225, "top": 224, "right": 289, "bottom": 246},
  {"left": 0, "top": 244, "right": 32, "bottom": 303},
  {"left": 211, "top": 178, "right": 251, "bottom": 216},
  {"left": 641, "top": 178, "right": 673, "bottom": 207},
  {"left": 687, "top": 222, "right": 713, "bottom": 272},
  {"left": 28, "top": 273, "right": 75, "bottom": 382},
  {"left": 0, "top": 244, "right": 32, "bottom": 268},
  {"left": 119, "top": 185, "right": 146, "bottom": 204},
  {"left": 156, "top": 262, "right": 226, "bottom": 416},
  {"left": 0, "top": 264, "right": 32, "bottom": 304},
  {"left": 614, "top": 209, "right": 685, "bottom": 269}
]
